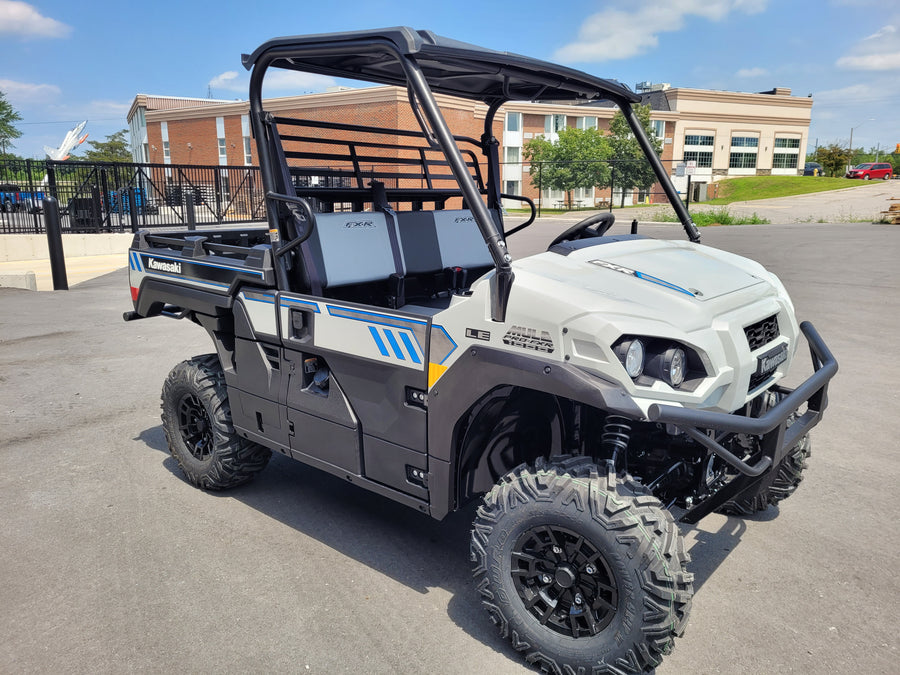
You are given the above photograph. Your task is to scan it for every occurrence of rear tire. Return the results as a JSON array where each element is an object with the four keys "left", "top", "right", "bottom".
[
  {"left": 161, "top": 354, "right": 271, "bottom": 489},
  {"left": 471, "top": 456, "right": 693, "bottom": 674},
  {"left": 717, "top": 431, "right": 811, "bottom": 516}
]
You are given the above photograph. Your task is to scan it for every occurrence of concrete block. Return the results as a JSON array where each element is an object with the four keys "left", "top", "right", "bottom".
[{"left": 0, "top": 271, "right": 37, "bottom": 291}]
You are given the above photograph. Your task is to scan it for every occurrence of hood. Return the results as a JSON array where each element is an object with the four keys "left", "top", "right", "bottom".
[{"left": 524, "top": 237, "right": 766, "bottom": 303}]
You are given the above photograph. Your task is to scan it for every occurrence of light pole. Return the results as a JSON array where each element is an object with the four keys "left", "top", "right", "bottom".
[{"left": 848, "top": 118, "right": 875, "bottom": 172}]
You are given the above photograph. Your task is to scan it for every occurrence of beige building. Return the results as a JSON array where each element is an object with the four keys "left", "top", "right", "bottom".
[
  {"left": 498, "top": 84, "right": 812, "bottom": 207},
  {"left": 128, "top": 83, "right": 812, "bottom": 209}
]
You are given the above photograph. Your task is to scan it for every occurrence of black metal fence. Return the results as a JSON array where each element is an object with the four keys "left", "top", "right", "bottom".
[{"left": 0, "top": 159, "right": 266, "bottom": 234}]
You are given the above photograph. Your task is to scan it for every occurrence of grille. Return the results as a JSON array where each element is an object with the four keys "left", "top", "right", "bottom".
[
  {"left": 745, "top": 314, "right": 780, "bottom": 351},
  {"left": 748, "top": 371, "right": 772, "bottom": 392}
]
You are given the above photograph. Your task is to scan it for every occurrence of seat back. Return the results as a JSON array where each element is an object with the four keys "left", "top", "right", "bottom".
[
  {"left": 431, "top": 210, "right": 495, "bottom": 269},
  {"left": 307, "top": 212, "right": 404, "bottom": 288}
]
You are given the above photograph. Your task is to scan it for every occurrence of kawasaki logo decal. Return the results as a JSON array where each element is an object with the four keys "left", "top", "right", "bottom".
[{"left": 147, "top": 258, "right": 182, "bottom": 274}]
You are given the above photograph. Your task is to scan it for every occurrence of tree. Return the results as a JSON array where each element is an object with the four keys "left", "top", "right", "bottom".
[
  {"left": 74, "top": 129, "right": 132, "bottom": 163},
  {"left": 814, "top": 143, "right": 850, "bottom": 177},
  {"left": 523, "top": 127, "right": 611, "bottom": 208},
  {"left": 0, "top": 90, "right": 23, "bottom": 156},
  {"left": 606, "top": 104, "right": 662, "bottom": 207}
]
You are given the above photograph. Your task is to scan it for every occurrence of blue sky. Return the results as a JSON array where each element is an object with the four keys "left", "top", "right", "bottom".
[{"left": 2, "top": 0, "right": 898, "bottom": 159}]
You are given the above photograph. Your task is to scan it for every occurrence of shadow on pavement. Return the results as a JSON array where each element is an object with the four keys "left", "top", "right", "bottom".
[{"left": 136, "top": 425, "right": 520, "bottom": 663}]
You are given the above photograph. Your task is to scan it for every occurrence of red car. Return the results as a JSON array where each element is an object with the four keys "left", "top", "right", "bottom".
[{"left": 845, "top": 162, "right": 893, "bottom": 180}]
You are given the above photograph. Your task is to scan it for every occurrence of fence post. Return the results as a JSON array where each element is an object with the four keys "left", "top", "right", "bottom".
[
  {"left": 609, "top": 164, "right": 616, "bottom": 213},
  {"left": 43, "top": 197, "right": 68, "bottom": 290},
  {"left": 214, "top": 170, "right": 223, "bottom": 223},
  {"left": 686, "top": 174, "right": 692, "bottom": 213},
  {"left": 99, "top": 168, "right": 111, "bottom": 230},
  {"left": 186, "top": 192, "right": 197, "bottom": 231}
]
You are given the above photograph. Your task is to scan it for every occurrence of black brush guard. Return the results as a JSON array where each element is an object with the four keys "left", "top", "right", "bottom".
[{"left": 647, "top": 322, "right": 837, "bottom": 523}]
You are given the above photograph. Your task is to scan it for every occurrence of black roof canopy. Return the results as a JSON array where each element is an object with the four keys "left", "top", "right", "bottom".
[{"left": 242, "top": 27, "right": 640, "bottom": 106}]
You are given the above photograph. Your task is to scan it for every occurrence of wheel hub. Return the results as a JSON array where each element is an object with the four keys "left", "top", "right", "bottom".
[
  {"left": 554, "top": 565, "right": 577, "bottom": 588},
  {"left": 511, "top": 525, "right": 618, "bottom": 638}
]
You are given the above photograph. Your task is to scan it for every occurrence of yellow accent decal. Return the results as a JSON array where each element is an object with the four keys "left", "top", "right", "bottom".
[{"left": 428, "top": 362, "right": 448, "bottom": 389}]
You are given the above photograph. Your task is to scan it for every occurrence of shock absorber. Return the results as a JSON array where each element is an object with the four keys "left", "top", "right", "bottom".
[{"left": 601, "top": 415, "right": 632, "bottom": 469}]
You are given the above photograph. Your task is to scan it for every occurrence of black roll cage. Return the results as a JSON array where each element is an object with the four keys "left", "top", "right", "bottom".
[{"left": 243, "top": 27, "right": 700, "bottom": 321}]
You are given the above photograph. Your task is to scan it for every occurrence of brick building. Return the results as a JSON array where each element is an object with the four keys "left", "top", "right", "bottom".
[{"left": 128, "top": 83, "right": 812, "bottom": 209}]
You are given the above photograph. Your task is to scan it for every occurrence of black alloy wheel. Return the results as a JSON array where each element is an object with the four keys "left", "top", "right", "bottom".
[{"left": 511, "top": 525, "right": 618, "bottom": 637}]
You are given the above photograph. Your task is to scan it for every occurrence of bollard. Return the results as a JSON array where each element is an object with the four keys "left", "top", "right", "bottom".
[
  {"left": 42, "top": 196, "right": 68, "bottom": 290},
  {"left": 127, "top": 188, "right": 139, "bottom": 233}
]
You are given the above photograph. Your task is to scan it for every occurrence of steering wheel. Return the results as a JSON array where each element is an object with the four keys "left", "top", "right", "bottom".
[{"left": 548, "top": 212, "right": 615, "bottom": 248}]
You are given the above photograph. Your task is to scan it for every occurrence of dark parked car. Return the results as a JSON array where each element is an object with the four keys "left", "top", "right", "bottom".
[
  {"left": 803, "top": 162, "right": 824, "bottom": 176},
  {"left": 845, "top": 162, "right": 893, "bottom": 180}
]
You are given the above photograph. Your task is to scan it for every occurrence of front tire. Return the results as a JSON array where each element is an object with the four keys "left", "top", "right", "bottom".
[
  {"left": 471, "top": 456, "right": 693, "bottom": 674},
  {"left": 161, "top": 354, "right": 271, "bottom": 489}
]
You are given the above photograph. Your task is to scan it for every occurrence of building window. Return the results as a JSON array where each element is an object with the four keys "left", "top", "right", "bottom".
[
  {"left": 684, "top": 151, "right": 713, "bottom": 168},
  {"left": 505, "top": 112, "right": 521, "bottom": 132},
  {"left": 162, "top": 141, "right": 170, "bottom": 163},
  {"left": 243, "top": 137, "right": 252, "bottom": 165},
  {"left": 545, "top": 114, "right": 566, "bottom": 134},
  {"left": 684, "top": 134, "right": 714, "bottom": 146},
  {"left": 773, "top": 153, "right": 798, "bottom": 169},
  {"left": 651, "top": 120, "right": 665, "bottom": 138},
  {"left": 731, "top": 136, "right": 759, "bottom": 148},
  {"left": 774, "top": 137, "right": 801, "bottom": 149},
  {"left": 504, "top": 146, "right": 521, "bottom": 164},
  {"left": 576, "top": 116, "right": 597, "bottom": 130},
  {"left": 504, "top": 180, "right": 520, "bottom": 195},
  {"left": 218, "top": 138, "right": 227, "bottom": 163},
  {"left": 729, "top": 152, "right": 758, "bottom": 169}
]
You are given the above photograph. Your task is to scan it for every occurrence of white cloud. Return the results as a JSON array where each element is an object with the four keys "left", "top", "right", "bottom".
[
  {"left": 836, "top": 52, "right": 900, "bottom": 70},
  {"left": 0, "top": 78, "right": 61, "bottom": 104},
  {"left": 864, "top": 25, "right": 896, "bottom": 41},
  {"left": 208, "top": 69, "right": 336, "bottom": 96},
  {"left": 554, "top": 0, "right": 769, "bottom": 62},
  {"left": 0, "top": 1, "right": 71, "bottom": 38},
  {"left": 263, "top": 70, "right": 337, "bottom": 92},
  {"left": 837, "top": 24, "right": 900, "bottom": 71},
  {"left": 736, "top": 67, "right": 768, "bottom": 78},
  {"left": 209, "top": 71, "right": 242, "bottom": 91}
]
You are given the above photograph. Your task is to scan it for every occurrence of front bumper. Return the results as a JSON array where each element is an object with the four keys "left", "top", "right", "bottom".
[{"left": 647, "top": 321, "right": 837, "bottom": 522}]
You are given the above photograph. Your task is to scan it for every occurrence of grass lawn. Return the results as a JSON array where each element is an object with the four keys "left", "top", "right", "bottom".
[{"left": 705, "top": 175, "right": 877, "bottom": 204}]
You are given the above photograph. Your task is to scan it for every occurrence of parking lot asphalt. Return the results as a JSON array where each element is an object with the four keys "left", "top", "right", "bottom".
[{"left": 1, "top": 221, "right": 898, "bottom": 674}]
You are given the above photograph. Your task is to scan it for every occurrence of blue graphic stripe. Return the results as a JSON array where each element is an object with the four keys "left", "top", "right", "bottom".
[
  {"left": 432, "top": 324, "right": 458, "bottom": 365},
  {"left": 633, "top": 271, "right": 695, "bottom": 297},
  {"left": 399, "top": 332, "right": 421, "bottom": 364},
  {"left": 383, "top": 329, "right": 405, "bottom": 361},
  {"left": 244, "top": 293, "right": 275, "bottom": 304},
  {"left": 144, "top": 268, "right": 229, "bottom": 288},
  {"left": 368, "top": 326, "right": 390, "bottom": 357}
]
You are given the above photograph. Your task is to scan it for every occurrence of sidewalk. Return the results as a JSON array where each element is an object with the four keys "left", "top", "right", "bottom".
[{"left": 0, "top": 253, "right": 128, "bottom": 291}]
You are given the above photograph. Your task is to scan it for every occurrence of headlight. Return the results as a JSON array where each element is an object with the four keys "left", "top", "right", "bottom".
[
  {"left": 614, "top": 338, "right": 645, "bottom": 378},
  {"left": 613, "top": 336, "right": 704, "bottom": 389},
  {"left": 662, "top": 347, "right": 686, "bottom": 387}
]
